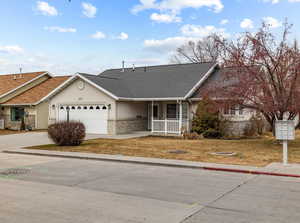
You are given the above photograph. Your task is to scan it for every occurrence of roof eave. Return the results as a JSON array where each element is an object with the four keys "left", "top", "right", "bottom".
[
  {"left": 77, "top": 73, "right": 120, "bottom": 100},
  {"left": 34, "top": 75, "right": 77, "bottom": 105},
  {"left": 0, "top": 71, "right": 51, "bottom": 100},
  {"left": 118, "top": 97, "right": 186, "bottom": 101},
  {"left": 184, "top": 63, "right": 218, "bottom": 100}
]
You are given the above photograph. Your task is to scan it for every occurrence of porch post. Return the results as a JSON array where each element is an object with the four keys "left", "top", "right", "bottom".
[
  {"left": 179, "top": 101, "right": 182, "bottom": 135},
  {"left": 151, "top": 101, "right": 154, "bottom": 133}
]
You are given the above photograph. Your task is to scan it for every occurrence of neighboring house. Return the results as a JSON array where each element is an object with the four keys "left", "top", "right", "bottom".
[
  {"left": 0, "top": 72, "right": 69, "bottom": 130},
  {"left": 46, "top": 62, "right": 253, "bottom": 135}
]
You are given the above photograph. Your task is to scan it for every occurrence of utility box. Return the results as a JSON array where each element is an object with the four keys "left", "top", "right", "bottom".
[{"left": 275, "top": 120, "right": 295, "bottom": 141}]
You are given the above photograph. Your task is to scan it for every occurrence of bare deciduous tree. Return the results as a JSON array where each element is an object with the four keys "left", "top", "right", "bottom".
[
  {"left": 203, "top": 22, "right": 300, "bottom": 130},
  {"left": 171, "top": 35, "right": 221, "bottom": 63}
]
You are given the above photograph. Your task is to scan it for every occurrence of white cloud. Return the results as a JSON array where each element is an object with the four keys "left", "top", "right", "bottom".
[
  {"left": 262, "top": 0, "right": 300, "bottom": 3},
  {"left": 262, "top": 0, "right": 279, "bottom": 3},
  {"left": 116, "top": 32, "right": 129, "bottom": 40},
  {"left": 82, "top": 2, "right": 97, "bottom": 18},
  {"left": 132, "top": 0, "right": 224, "bottom": 14},
  {"left": 144, "top": 23, "right": 230, "bottom": 53},
  {"left": 0, "top": 45, "right": 24, "bottom": 54},
  {"left": 91, "top": 31, "right": 106, "bottom": 39},
  {"left": 144, "top": 36, "right": 196, "bottom": 53},
  {"left": 220, "top": 19, "right": 229, "bottom": 25},
  {"left": 0, "top": 58, "right": 9, "bottom": 65},
  {"left": 240, "top": 18, "right": 254, "bottom": 29},
  {"left": 36, "top": 1, "right": 58, "bottom": 16},
  {"left": 262, "top": 17, "right": 282, "bottom": 28},
  {"left": 150, "top": 13, "right": 181, "bottom": 23},
  {"left": 44, "top": 26, "right": 77, "bottom": 33},
  {"left": 181, "top": 24, "right": 230, "bottom": 38}
]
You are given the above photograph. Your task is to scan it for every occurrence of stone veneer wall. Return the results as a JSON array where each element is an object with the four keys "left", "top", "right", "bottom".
[
  {"left": 225, "top": 121, "right": 250, "bottom": 137},
  {"left": 107, "top": 120, "right": 116, "bottom": 135},
  {"left": 115, "top": 119, "right": 148, "bottom": 134},
  {"left": 224, "top": 120, "right": 270, "bottom": 137},
  {"left": 1, "top": 115, "right": 35, "bottom": 130}
]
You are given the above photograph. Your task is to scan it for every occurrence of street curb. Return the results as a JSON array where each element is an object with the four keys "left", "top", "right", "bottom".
[
  {"left": 202, "top": 167, "right": 300, "bottom": 178},
  {"left": 4, "top": 150, "right": 300, "bottom": 179}
]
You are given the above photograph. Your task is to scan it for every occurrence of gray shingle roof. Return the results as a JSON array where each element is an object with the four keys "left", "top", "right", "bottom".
[
  {"left": 79, "top": 62, "right": 216, "bottom": 99},
  {"left": 191, "top": 67, "right": 242, "bottom": 98}
]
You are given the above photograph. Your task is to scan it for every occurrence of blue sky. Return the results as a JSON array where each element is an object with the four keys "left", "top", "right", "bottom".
[{"left": 0, "top": 0, "right": 300, "bottom": 75}]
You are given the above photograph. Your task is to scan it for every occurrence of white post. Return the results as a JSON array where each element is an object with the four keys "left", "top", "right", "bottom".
[
  {"left": 151, "top": 101, "right": 154, "bottom": 133},
  {"left": 283, "top": 140, "right": 288, "bottom": 165},
  {"left": 165, "top": 119, "right": 167, "bottom": 135},
  {"left": 179, "top": 101, "right": 182, "bottom": 135},
  {"left": 164, "top": 103, "right": 167, "bottom": 135}
]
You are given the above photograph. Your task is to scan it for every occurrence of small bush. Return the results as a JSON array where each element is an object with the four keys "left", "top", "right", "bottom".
[
  {"left": 203, "top": 128, "right": 222, "bottom": 139},
  {"left": 48, "top": 121, "right": 86, "bottom": 146},
  {"left": 183, "top": 132, "right": 201, "bottom": 140},
  {"left": 191, "top": 97, "right": 224, "bottom": 139},
  {"left": 243, "top": 123, "right": 257, "bottom": 137}
]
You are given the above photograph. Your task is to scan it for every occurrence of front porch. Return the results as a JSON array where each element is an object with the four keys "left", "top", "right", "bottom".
[{"left": 148, "top": 101, "right": 190, "bottom": 135}]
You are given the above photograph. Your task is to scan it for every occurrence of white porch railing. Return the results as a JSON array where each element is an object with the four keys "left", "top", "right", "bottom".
[{"left": 152, "top": 119, "right": 189, "bottom": 134}]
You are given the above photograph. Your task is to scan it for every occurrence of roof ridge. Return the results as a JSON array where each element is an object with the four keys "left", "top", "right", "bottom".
[
  {"left": 0, "top": 71, "right": 47, "bottom": 76},
  {"left": 103, "top": 62, "right": 216, "bottom": 72}
]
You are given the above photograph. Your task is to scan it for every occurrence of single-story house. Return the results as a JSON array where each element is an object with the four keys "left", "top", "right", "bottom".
[
  {"left": 46, "top": 62, "right": 254, "bottom": 135},
  {"left": 0, "top": 71, "right": 69, "bottom": 130}
]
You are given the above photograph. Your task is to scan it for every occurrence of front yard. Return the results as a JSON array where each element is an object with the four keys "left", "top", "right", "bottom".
[
  {"left": 27, "top": 131, "right": 300, "bottom": 167},
  {"left": 0, "top": 130, "right": 27, "bottom": 135}
]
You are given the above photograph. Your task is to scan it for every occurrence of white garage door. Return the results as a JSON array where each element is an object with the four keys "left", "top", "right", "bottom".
[{"left": 58, "top": 104, "right": 108, "bottom": 134}]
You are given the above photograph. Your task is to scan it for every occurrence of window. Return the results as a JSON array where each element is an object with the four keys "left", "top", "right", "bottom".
[
  {"left": 167, "top": 104, "right": 177, "bottom": 119},
  {"left": 223, "top": 106, "right": 229, "bottom": 115},
  {"left": 153, "top": 105, "right": 158, "bottom": 118},
  {"left": 223, "top": 105, "right": 243, "bottom": 116},
  {"left": 11, "top": 107, "right": 25, "bottom": 121},
  {"left": 238, "top": 105, "right": 244, "bottom": 115},
  {"left": 230, "top": 107, "right": 236, "bottom": 115}
]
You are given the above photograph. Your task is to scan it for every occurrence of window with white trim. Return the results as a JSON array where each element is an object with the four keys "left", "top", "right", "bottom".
[
  {"left": 167, "top": 104, "right": 178, "bottom": 119},
  {"left": 223, "top": 105, "right": 243, "bottom": 116}
]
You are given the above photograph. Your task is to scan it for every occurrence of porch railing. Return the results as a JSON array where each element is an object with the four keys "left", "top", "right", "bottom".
[{"left": 152, "top": 119, "right": 189, "bottom": 134}]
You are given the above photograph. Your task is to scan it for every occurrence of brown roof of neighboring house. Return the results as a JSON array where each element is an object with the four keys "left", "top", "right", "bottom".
[
  {"left": 0, "top": 71, "right": 47, "bottom": 96},
  {"left": 3, "top": 76, "right": 70, "bottom": 105}
]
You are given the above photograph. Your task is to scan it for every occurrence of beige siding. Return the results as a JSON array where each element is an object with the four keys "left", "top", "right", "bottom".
[
  {"left": 116, "top": 102, "right": 147, "bottom": 120},
  {"left": 36, "top": 102, "right": 49, "bottom": 129},
  {"left": 49, "top": 78, "right": 117, "bottom": 123}
]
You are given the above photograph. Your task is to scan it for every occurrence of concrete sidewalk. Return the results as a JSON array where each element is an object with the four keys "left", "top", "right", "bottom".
[{"left": 4, "top": 148, "right": 300, "bottom": 178}]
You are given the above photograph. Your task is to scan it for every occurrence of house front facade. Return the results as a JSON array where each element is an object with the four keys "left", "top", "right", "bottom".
[
  {"left": 46, "top": 62, "right": 253, "bottom": 135},
  {"left": 0, "top": 63, "right": 257, "bottom": 135},
  {"left": 0, "top": 72, "right": 69, "bottom": 130}
]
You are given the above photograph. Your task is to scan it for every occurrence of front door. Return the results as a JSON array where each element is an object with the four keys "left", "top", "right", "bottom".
[{"left": 148, "top": 104, "right": 159, "bottom": 130}]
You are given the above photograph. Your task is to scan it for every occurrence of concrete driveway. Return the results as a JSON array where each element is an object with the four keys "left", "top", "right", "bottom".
[
  {"left": 0, "top": 132, "right": 111, "bottom": 151},
  {"left": 1, "top": 153, "right": 300, "bottom": 223}
]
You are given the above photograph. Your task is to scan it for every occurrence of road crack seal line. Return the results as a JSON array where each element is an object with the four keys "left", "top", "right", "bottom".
[{"left": 180, "top": 175, "right": 259, "bottom": 223}]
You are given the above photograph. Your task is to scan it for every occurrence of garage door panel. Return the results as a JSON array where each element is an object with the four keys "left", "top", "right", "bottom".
[{"left": 58, "top": 105, "right": 108, "bottom": 134}]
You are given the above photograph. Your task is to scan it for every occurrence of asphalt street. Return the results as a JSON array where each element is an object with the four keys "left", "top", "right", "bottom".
[{"left": 0, "top": 153, "right": 300, "bottom": 223}]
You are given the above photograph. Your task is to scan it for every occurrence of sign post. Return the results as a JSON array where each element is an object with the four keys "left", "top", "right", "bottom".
[{"left": 275, "top": 120, "right": 295, "bottom": 165}]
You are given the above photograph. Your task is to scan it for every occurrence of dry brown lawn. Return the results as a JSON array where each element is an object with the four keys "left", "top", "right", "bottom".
[
  {"left": 0, "top": 129, "right": 26, "bottom": 135},
  {"left": 27, "top": 131, "right": 300, "bottom": 167},
  {"left": 0, "top": 129, "right": 47, "bottom": 135}
]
